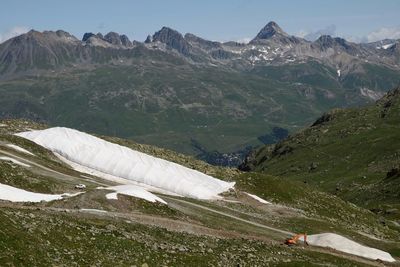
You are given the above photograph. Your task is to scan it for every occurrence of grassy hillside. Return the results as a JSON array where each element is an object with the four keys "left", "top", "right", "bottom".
[
  {"left": 242, "top": 87, "right": 400, "bottom": 220},
  {"left": 1, "top": 119, "right": 399, "bottom": 265}
]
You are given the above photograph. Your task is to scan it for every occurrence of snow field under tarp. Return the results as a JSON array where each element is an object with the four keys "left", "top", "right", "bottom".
[
  {"left": 301, "top": 233, "right": 395, "bottom": 262},
  {"left": 17, "top": 127, "right": 235, "bottom": 200}
]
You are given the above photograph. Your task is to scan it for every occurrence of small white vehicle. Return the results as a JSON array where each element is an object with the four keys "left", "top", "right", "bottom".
[{"left": 75, "top": 184, "right": 86, "bottom": 190}]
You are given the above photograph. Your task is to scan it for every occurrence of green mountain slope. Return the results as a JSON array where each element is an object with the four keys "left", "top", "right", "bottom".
[
  {"left": 241, "top": 86, "right": 400, "bottom": 220},
  {"left": 1, "top": 59, "right": 399, "bottom": 161}
]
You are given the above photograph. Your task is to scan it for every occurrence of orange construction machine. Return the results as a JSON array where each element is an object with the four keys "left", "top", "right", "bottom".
[{"left": 285, "top": 233, "right": 308, "bottom": 246}]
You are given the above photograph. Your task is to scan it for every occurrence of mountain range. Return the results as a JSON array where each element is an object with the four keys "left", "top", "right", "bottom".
[
  {"left": 1, "top": 20, "right": 400, "bottom": 265},
  {"left": 0, "top": 21, "right": 399, "bottom": 164}
]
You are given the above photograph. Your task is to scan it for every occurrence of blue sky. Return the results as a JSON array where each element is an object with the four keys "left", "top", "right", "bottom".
[{"left": 1, "top": 0, "right": 399, "bottom": 43}]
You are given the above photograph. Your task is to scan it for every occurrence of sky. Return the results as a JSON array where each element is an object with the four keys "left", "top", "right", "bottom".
[{"left": 0, "top": 0, "right": 399, "bottom": 43}]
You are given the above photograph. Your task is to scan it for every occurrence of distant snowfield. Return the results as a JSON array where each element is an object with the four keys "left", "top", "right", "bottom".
[
  {"left": 6, "top": 144, "right": 35, "bottom": 156},
  {"left": 0, "top": 156, "right": 30, "bottom": 168},
  {"left": 360, "top": 88, "right": 384, "bottom": 101},
  {"left": 0, "top": 182, "right": 81, "bottom": 203},
  {"left": 17, "top": 127, "right": 235, "bottom": 200},
  {"left": 377, "top": 43, "right": 394, "bottom": 50},
  {"left": 301, "top": 233, "right": 395, "bottom": 262}
]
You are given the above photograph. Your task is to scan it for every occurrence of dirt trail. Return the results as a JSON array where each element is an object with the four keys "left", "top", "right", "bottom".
[
  {"left": 0, "top": 201, "right": 386, "bottom": 266},
  {"left": 163, "top": 195, "right": 294, "bottom": 236}
]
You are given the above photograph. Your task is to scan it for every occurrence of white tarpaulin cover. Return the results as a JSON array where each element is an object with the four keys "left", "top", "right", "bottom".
[{"left": 17, "top": 127, "right": 235, "bottom": 199}]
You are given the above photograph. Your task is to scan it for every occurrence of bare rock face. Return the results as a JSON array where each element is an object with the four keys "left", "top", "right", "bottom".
[
  {"left": 82, "top": 32, "right": 96, "bottom": 42},
  {"left": 104, "top": 32, "right": 122, "bottom": 45},
  {"left": 184, "top": 33, "right": 220, "bottom": 50},
  {"left": 312, "top": 35, "right": 362, "bottom": 56},
  {"left": 104, "top": 32, "right": 133, "bottom": 47},
  {"left": 0, "top": 30, "right": 82, "bottom": 74},
  {"left": 151, "top": 27, "right": 191, "bottom": 55},
  {"left": 82, "top": 32, "right": 133, "bottom": 48}
]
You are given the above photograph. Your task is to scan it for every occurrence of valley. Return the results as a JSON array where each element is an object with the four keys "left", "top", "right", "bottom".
[{"left": 0, "top": 22, "right": 399, "bottom": 163}]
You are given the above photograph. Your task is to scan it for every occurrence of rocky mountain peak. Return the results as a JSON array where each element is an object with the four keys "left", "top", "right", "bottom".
[
  {"left": 104, "top": 32, "right": 122, "bottom": 45},
  {"left": 144, "top": 35, "right": 152, "bottom": 43},
  {"left": 254, "top": 21, "right": 288, "bottom": 40},
  {"left": 152, "top": 27, "right": 190, "bottom": 55},
  {"left": 82, "top": 32, "right": 96, "bottom": 42},
  {"left": 315, "top": 35, "right": 352, "bottom": 50},
  {"left": 249, "top": 21, "right": 302, "bottom": 45},
  {"left": 119, "top": 34, "right": 132, "bottom": 47},
  {"left": 103, "top": 32, "right": 132, "bottom": 47},
  {"left": 54, "top": 30, "right": 75, "bottom": 38},
  {"left": 82, "top": 32, "right": 132, "bottom": 47},
  {"left": 14, "top": 30, "right": 79, "bottom": 44},
  {"left": 153, "top": 27, "right": 183, "bottom": 41},
  {"left": 316, "top": 35, "right": 336, "bottom": 44}
]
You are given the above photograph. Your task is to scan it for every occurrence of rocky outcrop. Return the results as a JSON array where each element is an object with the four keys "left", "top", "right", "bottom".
[
  {"left": 151, "top": 27, "right": 190, "bottom": 55},
  {"left": 104, "top": 32, "right": 132, "bottom": 47}
]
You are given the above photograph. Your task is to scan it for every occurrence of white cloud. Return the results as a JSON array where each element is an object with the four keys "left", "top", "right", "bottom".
[
  {"left": 0, "top": 26, "right": 30, "bottom": 43},
  {"left": 366, "top": 27, "right": 400, "bottom": 42},
  {"left": 297, "top": 25, "right": 336, "bottom": 41},
  {"left": 236, "top": 37, "right": 251, "bottom": 44},
  {"left": 296, "top": 30, "right": 308, "bottom": 38}
]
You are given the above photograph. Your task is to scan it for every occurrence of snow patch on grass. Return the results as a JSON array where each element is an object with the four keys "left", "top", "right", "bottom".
[
  {"left": 6, "top": 144, "right": 35, "bottom": 156},
  {"left": 0, "top": 183, "right": 82, "bottom": 203},
  {"left": 244, "top": 192, "right": 271, "bottom": 204},
  {"left": 0, "top": 156, "right": 30, "bottom": 168},
  {"left": 80, "top": 208, "right": 108, "bottom": 213},
  {"left": 99, "top": 185, "right": 167, "bottom": 204}
]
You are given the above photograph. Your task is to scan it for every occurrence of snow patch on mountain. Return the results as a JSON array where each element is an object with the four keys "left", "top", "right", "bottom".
[
  {"left": 377, "top": 43, "right": 395, "bottom": 49},
  {"left": 16, "top": 127, "right": 235, "bottom": 200},
  {"left": 301, "top": 233, "right": 395, "bottom": 262},
  {"left": 360, "top": 88, "right": 384, "bottom": 101},
  {"left": 0, "top": 183, "right": 82, "bottom": 202}
]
